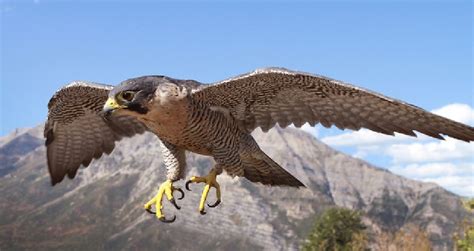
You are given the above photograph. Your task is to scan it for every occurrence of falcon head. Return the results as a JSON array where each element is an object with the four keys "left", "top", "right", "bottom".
[
  {"left": 103, "top": 76, "right": 163, "bottom": 117},
  {"left": 103, "top": 75, "right": 200, "bottom": 118}
]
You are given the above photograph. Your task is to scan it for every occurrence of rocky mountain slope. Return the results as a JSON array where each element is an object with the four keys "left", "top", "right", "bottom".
[{"left": 0, "top": 125, "right": 468, "bottom": 250}]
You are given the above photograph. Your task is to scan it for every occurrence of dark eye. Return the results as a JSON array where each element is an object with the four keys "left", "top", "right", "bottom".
[{"left": 121, "top": 91, "right": 135, "bottom": 102}]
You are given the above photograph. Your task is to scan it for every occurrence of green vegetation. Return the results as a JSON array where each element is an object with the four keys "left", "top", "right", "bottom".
[
  {"left": 454, "top": 199, "right": 474, "bottom": 251},
  {"left": 303, "top": 207, "right": 367, "bottom": 251},
  {"left": 377, "top": 224, "right": 431, "bottom": 251}
]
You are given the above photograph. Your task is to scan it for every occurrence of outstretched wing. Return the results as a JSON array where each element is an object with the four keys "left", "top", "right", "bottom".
[
  {"left": 193, "top": 67, "right": 474, "bottom": 142},
  {"left": 45, "top": 82, "right": 147, "bottom": 185}
]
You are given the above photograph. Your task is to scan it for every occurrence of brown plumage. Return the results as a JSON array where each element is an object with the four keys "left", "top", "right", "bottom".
[
  {"left": 45, "top": 68, "right": 474, "bottom": 218},
  {"left": 45, "top": 82, "right": 147, "bottom": 184}
]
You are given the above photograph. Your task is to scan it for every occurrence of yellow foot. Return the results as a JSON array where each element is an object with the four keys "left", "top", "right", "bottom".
[
  {"left": 143, "top": 179, "right": 184, "bottom": 223},
  {"left": 185, "top": 169, "right": 221, "bottom": 215}
]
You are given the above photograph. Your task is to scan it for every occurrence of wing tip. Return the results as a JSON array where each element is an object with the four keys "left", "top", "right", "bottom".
[
  {"left": 50, "top": 176, "right": 62, "bottom": 186},
  {"left": 295, "top": 180, "right": 306, "bottom": 188},
  {"left": 47, "top": 81, "right": 113, "bottom": 109},
  {"left": 278, "top": 180, "right": 306, "bottom": 188},
  {"left": 44, "top": 128, "right": 54, "bottom": 146}
]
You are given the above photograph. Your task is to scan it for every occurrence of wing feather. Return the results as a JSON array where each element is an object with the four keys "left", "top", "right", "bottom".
[
  {"left": 44, "top": 82, "right": 147, "bottom": 185},
  {"left": 193, "top": 67, "right": 474, "bottom": 142}
]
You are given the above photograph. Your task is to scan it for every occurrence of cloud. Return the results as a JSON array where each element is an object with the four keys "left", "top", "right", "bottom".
[
  {"left": 390, "top": 162, "right": 473, "bottom": 179},
  {"left": 432, "top": 103, "right": 474, "bottom": 125},
  {"left": 319, "top": 103, "right": 474, "bottom": 197},
  {"left": 320, "top": 103, "right": 474, "bottom": 147},
  {"left": 352, "top": 145, "right": 383, "bottom": 159},
  {"left": 387, "top": 138, "right": 474, "bottom": 164},
  {"left": 321, "top": 129, "right": 417, "bottom": 147},
  {"left": 421, "top": 176, "right": 474, "bottom": 198},
  {"left": 391, "top": 162, "right": 473, "bottom": 196}
]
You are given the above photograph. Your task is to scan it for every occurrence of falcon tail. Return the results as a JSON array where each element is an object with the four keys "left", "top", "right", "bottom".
[{"left": 242, "top": 151, "right": 305, "bottom": 187}]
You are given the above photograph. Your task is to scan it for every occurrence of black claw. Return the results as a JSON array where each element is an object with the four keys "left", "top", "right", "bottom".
[
  {"left": 145, "top": 208, "right": 156, "bottom": 214},
  {"left": 199, "top": 210, "right": 207, "bottom": 215},
  {"left": 185, "top": 180, "right": 193, "bottom": 191},
  {"left": 159, "top": 215, "right": 177, "bottom": 223},
  {"left": 170, "top": 198, "right": 181, "bottom": 210},
  {"left": 174, "top": 187, "right": 185, "bottom": 200},
  {"left": 207, "top": 199, "right": 221, "bottom": 208}
]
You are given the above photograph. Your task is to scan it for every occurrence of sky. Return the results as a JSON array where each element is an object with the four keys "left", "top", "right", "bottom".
[{"left": 1, "top": 0, "right": 473, "bottom": 196}]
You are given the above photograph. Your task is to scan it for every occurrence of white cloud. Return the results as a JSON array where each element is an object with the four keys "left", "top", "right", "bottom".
[
  {"left": 432, "top": 103, "right": 474, "bottom": 125},
  {"left": 422, "top": 176, "right": 474, "bottom": 198},
  {"left": 321, "top": 129, "right": 418, "bottom": 147},
  {"left": 390, "top": 162, "right": 473, "bottom": 179},
  {"left": 391, "top": 162, "right": 473, "bottom": 196},
  {"left": 320, "top": 103, "right": 474, "bottom": 147},
  {"left": 319, "top": 103, "right": 474, "bottom": 197},
  {"left": 387, "top": 138, "right": 474, "bottom": 164},
  {"left": 353, "top": 145, "right": 382, "bottom": 159}
]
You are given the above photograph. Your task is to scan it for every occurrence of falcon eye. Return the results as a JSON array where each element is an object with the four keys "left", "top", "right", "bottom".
[{"left": 120, "top": 91, "right": 135, "bottom": 102}]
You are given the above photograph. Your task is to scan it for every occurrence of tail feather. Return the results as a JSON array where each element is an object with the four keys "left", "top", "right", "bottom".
[{"left": 242, "top": 151, "right": 304, "bottom": 187}]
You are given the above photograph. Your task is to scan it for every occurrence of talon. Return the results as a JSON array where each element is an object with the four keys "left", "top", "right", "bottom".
[
  {"left": 143, "top": 179, "right": 181, "bottom": 222},
  {"left": 186, "top": 169, "right": 222, "bottom": 214},
  {"left": 207, "top": 199, "right": 221, "bottom": 208},
  {"left": 145, "top": 208, "right": 156, "bottom": 214},
  {"left": 170, "top": 198, "right": 181, "bottom": 210},
  {"left": 158, "top": 215, "right": 176, "bottom": 223},
  {"left": 185, "top": 180, "right": 193, "bottom": 191},
  {"left": 174, "top": 187, "right": 185, "bottom": 200}
]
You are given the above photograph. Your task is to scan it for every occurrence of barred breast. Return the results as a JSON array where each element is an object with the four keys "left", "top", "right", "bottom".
[{"left": 178, "top": 99, "right": 243, "bottom": 156}]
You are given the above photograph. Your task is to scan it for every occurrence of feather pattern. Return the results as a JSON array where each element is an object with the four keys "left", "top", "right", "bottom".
[
  {"left": 193, "top": 67, "right": 474, "bottom": 142},
  {"left": 44, "top": 82, "right": 147, "bottom": 185}
]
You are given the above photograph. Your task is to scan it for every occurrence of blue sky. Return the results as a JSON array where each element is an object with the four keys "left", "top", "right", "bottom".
[{"left": 1, "top": 0, "right": 473, "bottom": 196}]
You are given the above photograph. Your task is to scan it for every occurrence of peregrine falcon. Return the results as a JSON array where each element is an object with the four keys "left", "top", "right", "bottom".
[{"left": 45, "top": 67, "right": 474, "bottom": 222}]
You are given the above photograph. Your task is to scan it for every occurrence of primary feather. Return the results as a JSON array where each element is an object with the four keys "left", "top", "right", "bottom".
[
  {"left": 193, "top": 67, "right": 474, "bottom": 141},
  {"left": 44, "top": 82, "right": 147, "bottom": 185}
]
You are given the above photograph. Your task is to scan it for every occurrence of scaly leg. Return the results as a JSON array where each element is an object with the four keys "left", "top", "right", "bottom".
[
  {"left": 143, "top": 179, "right": 184, "bottom": 223},
  {"left": 185, "top": 168, "right": 222, "bottom": 215}
]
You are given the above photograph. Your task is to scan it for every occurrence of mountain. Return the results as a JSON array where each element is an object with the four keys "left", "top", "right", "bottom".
[{"left": 0, "top": 125, "right": 468, "bottom": 250}]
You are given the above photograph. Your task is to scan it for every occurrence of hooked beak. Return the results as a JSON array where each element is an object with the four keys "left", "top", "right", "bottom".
[{"left": 103, "top": 97, "right": 125, "bottom": 117}]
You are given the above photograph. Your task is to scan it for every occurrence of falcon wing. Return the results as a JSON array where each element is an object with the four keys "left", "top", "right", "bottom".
[
  {"left": 44, "top": 82, "right": 147, "bottom": 185},
  {"left": 193, "top": 67, "right": 474, "bottom": 142}
]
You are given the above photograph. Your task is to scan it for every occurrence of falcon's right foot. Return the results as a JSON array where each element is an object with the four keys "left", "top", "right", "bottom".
[
  {"left": 185, "top": 169, "right": 222, "bottom": 215},
  {"left": 143, "top": 179, "right": 184, "bottom": 223}
]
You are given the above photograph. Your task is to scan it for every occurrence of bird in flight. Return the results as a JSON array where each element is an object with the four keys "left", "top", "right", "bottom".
[{"left": 45, "top": 68, "right": 474, "bottom": 222}]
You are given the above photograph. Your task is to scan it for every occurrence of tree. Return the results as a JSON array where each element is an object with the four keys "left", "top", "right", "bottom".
[
  {"left": 454, "top": 199, "right": 474, "bottom": 251},
  {"left": 377, "top": 224, "right": 431, "bottom": 251},
  {"left": 303, "top": 207, "right": 367, "bottom": 251}
]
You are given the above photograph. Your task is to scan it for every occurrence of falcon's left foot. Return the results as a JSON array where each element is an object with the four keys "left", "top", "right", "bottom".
[
  {"left": 144, "top": 179, "right": 184, "bottom": 223},
  {"left": 185, "top": 169, "right": 221, "bottom": 215}
]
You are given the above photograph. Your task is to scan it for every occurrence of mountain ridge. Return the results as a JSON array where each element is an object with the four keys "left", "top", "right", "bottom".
[{"left": 0, "top": 124, "right": 467, "bottom": 250}]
